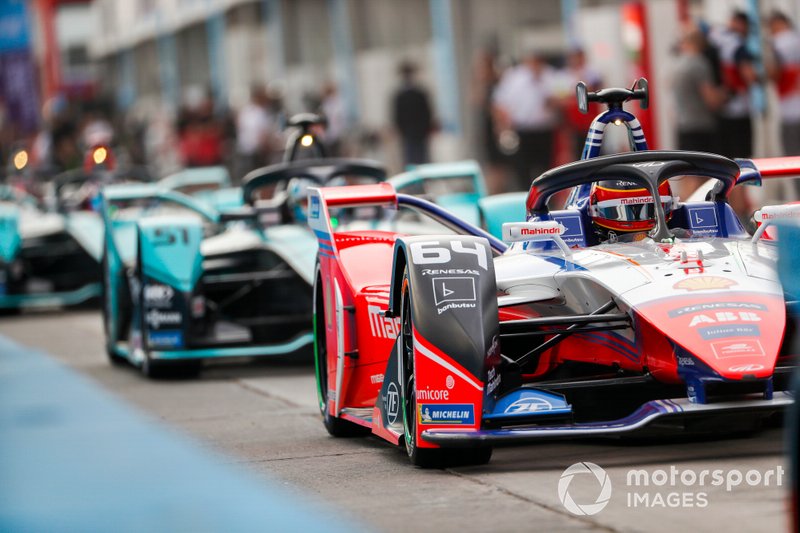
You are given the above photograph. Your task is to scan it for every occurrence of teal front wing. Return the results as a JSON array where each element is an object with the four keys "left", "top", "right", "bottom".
[
  {"left": 0, "top": 283, "right": 102, "bottom": 309},
  {"left": 151, "top": 333, "right": 314, "bottom": 360}
]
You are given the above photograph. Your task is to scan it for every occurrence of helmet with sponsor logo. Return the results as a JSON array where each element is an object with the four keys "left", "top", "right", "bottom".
[{"left": 588, "top": 179, "right": 674, "bottom": 242}]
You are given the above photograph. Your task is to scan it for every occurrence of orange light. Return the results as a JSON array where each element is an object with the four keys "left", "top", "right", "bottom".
[
  {"left": 300, "top": 134, "right": 314, "bottom": 147},
  {"left": 92, "top": 146, "right": 108, "bottom": 165},
  {"left": 13, "top": 150, "right": 28, "bottom": 170}
]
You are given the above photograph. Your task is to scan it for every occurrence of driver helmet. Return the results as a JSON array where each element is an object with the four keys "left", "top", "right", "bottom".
[
  {"left": 286, "top": 177, "right": 315, "bottom": 222},
  {"left": 588, "top": 179, "right": 674, "bottom": 241}
]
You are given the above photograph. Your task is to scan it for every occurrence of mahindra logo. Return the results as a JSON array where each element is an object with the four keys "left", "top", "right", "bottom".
[
  {"left": 619, "top": 196, "right": 653, "bottom": 205},
  {"left": 520, "top": 227, "right": 560, "bottom": 235}
]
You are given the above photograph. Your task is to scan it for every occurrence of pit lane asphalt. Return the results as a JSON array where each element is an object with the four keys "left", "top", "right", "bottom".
[{"left": 2, "top": 310, "right": 789, "bottom": 533}]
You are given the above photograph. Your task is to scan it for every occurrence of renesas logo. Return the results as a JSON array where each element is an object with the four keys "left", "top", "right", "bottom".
[
  {"left": 146, "top": 309, "right": 182, "bottom": 329},
  {"left": 422, "top": 268, "right": 479, "bottom": 276},
  {"left": 668, "top": 302, "right": 766, "bottom": 318},
  {"left": 368, "top": 304, "right": 401, "bottom": 340},
  {"left": 144, "top": 284, "right": 174, "bottom": 307}
]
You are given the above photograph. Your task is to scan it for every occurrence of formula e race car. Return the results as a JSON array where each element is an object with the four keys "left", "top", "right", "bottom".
[
  {"left": 0, "top": 145, "right": 149, "bottom": 312},
  {"left": 309, "top": 81, "right": 800, "bottom": 467},
  {"left": 100, "top": 154, "right": 388, "bottom": 377}
]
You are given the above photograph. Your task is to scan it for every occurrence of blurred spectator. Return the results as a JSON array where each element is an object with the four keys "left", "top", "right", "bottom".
[
  {"left": 767, "top": 11, "right": 800, "bottom": 157},
  {"left": 493, "top": 51, "right": 557, "bottom": 191},
  {"left": 710, "top": 10, "right": 758, "bottom": 159},
  {"left": 671, "top": 28, "right": 726, "bottom": 201},
  {"left": 320, "top": 81, "right": 347, "bottom": 157},
  {"left": 471, "top": 46, "right": 507, "bottom": 193},
  {"left": 560, "top": 47, "right": 603, "bottom": 159},
  {"left": 236, "top": 83, "right": 274, "bottom": 177},
  {"left": 672, "top": 28, "right": 724, "bottom": 152},
  {"left": 178, "top": 87, "right": 225, "bottom": 168},
  {"left": 392, "top": 61, "right": 435, "bottom": 166}
]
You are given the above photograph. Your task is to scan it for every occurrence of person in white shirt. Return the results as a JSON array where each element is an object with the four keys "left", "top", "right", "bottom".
[
  {"left": 492, "top": 51, "right": 557, "bottom": 191},
  {"left": 768, "top": 11, "right": 800, "bottom": 158},
  {"left": 236, "top": 84, "right": 273, "bottom": 179}
]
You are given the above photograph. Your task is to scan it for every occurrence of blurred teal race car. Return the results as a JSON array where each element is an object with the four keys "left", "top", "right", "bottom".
[
  {"left": 0, "top": 145, "right": 151, "bottom": 312},
  {"left": 100, "top": 156, "right": 387, "bottom": 377}
]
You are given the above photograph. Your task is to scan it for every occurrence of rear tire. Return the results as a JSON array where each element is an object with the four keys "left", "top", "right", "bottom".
[
  {"left": 314, "top": 271, "right": 369, "bottom": 437},
  {"left": 400, "top": 269, "right": 492, "bottom": 468}
]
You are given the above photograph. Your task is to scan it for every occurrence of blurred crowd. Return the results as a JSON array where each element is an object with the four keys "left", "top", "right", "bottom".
[{"left": 3, "top": 9, "right": 800, "bottom": 211}]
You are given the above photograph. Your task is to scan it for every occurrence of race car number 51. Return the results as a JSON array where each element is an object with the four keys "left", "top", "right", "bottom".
[{"left": 409, "top": 241, "right": 488, "bottom": 270}]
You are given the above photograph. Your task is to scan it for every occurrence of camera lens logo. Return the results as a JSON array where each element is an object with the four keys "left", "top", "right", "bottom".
[{"left": 558, "top": 462, "right": 612, "bottom": 516}]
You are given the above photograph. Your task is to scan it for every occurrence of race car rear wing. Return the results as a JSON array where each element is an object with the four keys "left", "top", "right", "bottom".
[
  {"left": 736, "top": 156, "right": 800, "bottom": 186},
  {"left": 308, "top": 182, "right": 506, "bottom": 254}
]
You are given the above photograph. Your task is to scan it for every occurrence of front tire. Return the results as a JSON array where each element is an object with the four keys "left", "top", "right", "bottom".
[{"left": 400, "top": 270, "right": 492, "bottom": 468}]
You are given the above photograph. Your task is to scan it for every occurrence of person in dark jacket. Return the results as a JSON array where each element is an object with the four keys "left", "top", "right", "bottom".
[{"left": 392, "top": 61, "right": 435, "bottom": 166}]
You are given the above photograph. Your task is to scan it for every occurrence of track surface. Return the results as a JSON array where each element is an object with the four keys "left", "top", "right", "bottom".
[{"left": 3, "top": 310, "right": 790, "bottom": 532}]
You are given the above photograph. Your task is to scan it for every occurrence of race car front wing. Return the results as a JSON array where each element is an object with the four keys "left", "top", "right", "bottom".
[{"left": 422, "top": 393, "right": 793, "bottom": 446}]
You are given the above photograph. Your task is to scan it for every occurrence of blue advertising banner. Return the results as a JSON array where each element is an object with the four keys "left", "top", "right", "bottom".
[{"left": 0, "top": 0, "right": 31, "bottom": 53}]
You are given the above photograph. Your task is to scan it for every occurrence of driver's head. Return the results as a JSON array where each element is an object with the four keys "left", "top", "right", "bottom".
[
  {"left": 286, "top": 177, "right": 314, "bottom": 222},
  {"left": 589, "top": 179, "right": 674, "bottom": 241}
]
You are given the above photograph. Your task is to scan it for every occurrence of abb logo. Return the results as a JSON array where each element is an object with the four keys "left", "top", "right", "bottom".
[{"left": 520, "top": 227, "right": 561, "bottom": 236}]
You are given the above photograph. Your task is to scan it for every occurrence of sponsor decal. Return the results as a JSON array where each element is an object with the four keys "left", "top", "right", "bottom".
[
  {"left": 309, "top": 195, "right": 320, "bottom": 219},
  {"left": 673, "top": 276, "right": 737, "bottom": 292},
  {"left": 698, "top": 324, "right": 760, "bottom": 340},
  {"left": 687, "top": 206, "right": 718, "bottom": 230},
  {"left": 191, "top": 296, "right": 205, "bottom": 317},
  {"left": 409, "top": 240, "right": 488, "bottom": 270},
  {"left": 687, "top": 311, "right": 761, "bottom": 327},
  {"left": 503, "top": 221, "right": 565, "bottom": 243},
  {"left": 667, "top": 302, "right": 766, "bottom": 318},
  {"left": 755, "top": 205, "right": 800, "bottom": 221},
  {"left": 432, "top": 276, "right": 476, "bottom": 306},
  {"left": 148, "top": 330, "right": 184, "bottom": 348},
  {"left": 728, "top": 363, "right": 764, "bottom": 372},
  {"left": 143, "top": 284, "right": 174, "bottom": 306},
  {"left": 631, "top": 161, "right": 665, "bottom": 168},
  {"left": 521, "top": 226, "right": 562, "bottom": 235},
  {"left": 504, "top": 396, "right": 553, "bottom": 414},
  {"left": 445, "top": 375, "right": 455, "bottom": 389},
  {"left": 676, "top": 356, "right": 695, "bottom": 366},
  {"left": 486, "top": 366, "right": 501, "bottom": 394},
  {"left": 384, "top": 382, "right": 399, "bottom": 425},
  {"left": 370, "top": 373, "right": 384, "bottom": 385},
  {"left": 368, "top": 304, "right": 401, "bottom": 340},
  {"left": 422, "top": 268, "right": 479, "bottom": 276},
  {"left": 711, "top": 339, "right": 765, "bottom": 359},
  {"left": 418, "top": 403, "right": 475, "bottom": 425},
  {"left": 146, "top": 309, "right": 182, "bottom": 329},
  {"left": 417, "top": 386, "right": 450, "bottom": 401}
]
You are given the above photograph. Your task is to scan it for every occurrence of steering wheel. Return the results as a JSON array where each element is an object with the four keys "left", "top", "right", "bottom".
[{"left": 526, "top": 150, "right": 739, "bottom": 242}]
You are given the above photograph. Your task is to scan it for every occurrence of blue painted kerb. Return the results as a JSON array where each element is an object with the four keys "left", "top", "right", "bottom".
[{"left": 0, "top": 335, "right": 367, "bottom": 533}]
